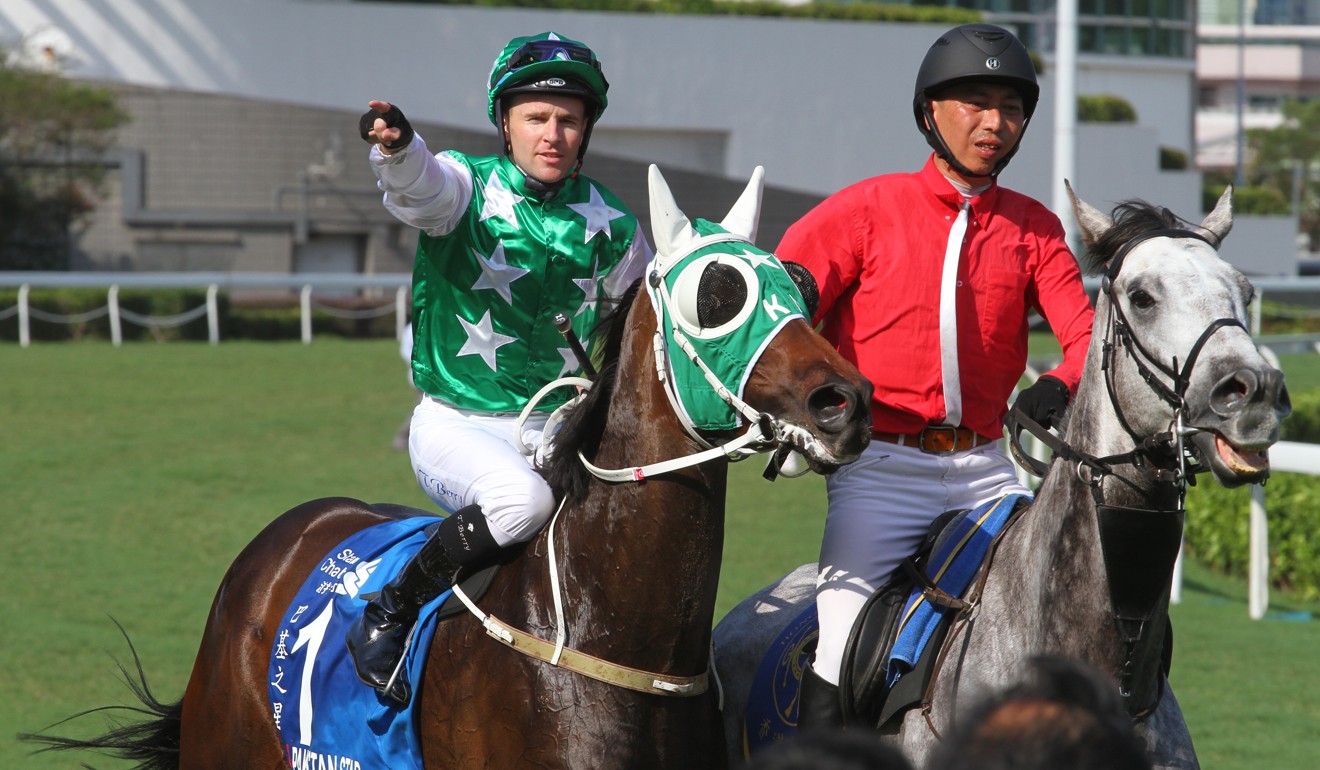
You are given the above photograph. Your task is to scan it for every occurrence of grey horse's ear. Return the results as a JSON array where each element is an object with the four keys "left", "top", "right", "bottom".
[
  {"left": 1201, "top": 186, "right": 1233, "bottom": 246},
  {"left": 719, "top": 165, "right": 764, "bottom": 244},
  {"left": 1067, "top": 180, "right": 1111, "bottom": 248},
  {"left": 648, "top": 164, "right": 698, "bottom": 262}
]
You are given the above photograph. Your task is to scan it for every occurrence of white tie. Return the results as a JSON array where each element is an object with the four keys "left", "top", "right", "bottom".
[{"left": 939, "top": 200, "right": 970, "bottom": 428}]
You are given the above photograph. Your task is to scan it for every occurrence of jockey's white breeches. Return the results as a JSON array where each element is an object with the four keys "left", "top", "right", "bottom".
[
  {"left": 408, "top": 395, "right": 555, "bottom": 548},
  {"left": 812, "top": 439, "right": 1031, "bottom": 686}
]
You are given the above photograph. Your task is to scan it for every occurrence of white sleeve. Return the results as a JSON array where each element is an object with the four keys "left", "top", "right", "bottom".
[
  {"left": 601, "top": 222, "right": 653, "bottom": 302},
  {"left": 369, "top": 132, "right": 473, "bottom": 237}
]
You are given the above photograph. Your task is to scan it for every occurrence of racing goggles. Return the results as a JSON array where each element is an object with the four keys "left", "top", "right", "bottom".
[{"left": 494, "top": 40, "right": 602, "bottom": 84}]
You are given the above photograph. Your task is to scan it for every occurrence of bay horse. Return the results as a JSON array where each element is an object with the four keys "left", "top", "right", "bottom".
[
  {"left": 712, "top": 184, "right": 1290, "bottom": 770},
  {"left": 23, "top": 165, "right": 871, "bottom": 769}
]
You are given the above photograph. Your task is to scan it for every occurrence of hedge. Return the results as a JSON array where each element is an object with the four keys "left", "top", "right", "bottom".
[
  {"left": 1077, "top": 94, "right": 1137, "bottom": 123},
  {"left": 368, "top": 0, "right": 982, "bottom": 25},
  {"left": 1185, "top": 388, "right": 1320, "bottom": 601}
]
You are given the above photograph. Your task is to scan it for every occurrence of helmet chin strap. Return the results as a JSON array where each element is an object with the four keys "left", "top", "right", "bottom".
[
  {"left": 921, "top": 103, "right": 994, "bottom": 180},
  {"left": 919, "top": 102, "right": 1029, "bottom": 180},
  {"left": 516, "top": 162, "right": 573, "bottom": 196}
]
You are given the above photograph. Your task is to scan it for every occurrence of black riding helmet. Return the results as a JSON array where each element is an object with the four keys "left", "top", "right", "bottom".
[{"left": 912, "top": 24, "right": 1040, "bottom": 179}]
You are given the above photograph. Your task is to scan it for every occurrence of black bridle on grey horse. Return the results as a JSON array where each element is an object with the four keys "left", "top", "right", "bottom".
[
  {"left": 1007, "top": 227, "right": 1244, "bottom": 490},
  {"left": 1004, "top": 227, "right": 1245, "bottom": 715}
]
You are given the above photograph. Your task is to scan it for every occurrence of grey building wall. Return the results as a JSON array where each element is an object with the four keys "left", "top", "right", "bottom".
[
  {"left": 1, "top": 1, "right": 1196, "bottom": 197},
  {"left": 6, "top": 0, "right": 1284, "bottom": 275},
  {"left": 69, "top": 83, "right": 825, "bottom": 276}
]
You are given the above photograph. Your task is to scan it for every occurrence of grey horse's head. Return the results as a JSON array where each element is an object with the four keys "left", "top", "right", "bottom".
[{"left": 1069, "top": 183, "right": 1291, "bottom": 487}]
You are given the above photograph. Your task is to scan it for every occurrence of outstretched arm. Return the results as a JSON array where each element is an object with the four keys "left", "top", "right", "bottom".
[{"left": 360, "top": 100, "right": 471, "bottom": 235}]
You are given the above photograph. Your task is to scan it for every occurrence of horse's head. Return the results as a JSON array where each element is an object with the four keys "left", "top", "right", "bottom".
[
  {"left": 646, "top": 164, "right": 872, "bottom": 473},
  {"left": 1069, "top": 183, "right": 1291, "bottom": 487}
]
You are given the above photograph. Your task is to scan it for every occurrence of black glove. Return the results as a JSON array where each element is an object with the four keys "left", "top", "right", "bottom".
[
  {"left": 358, "top": 104, "right": 414, "bottom": 151},
  {"left": 1011, "top": 375, "right": 1070, "bottom": 429}
]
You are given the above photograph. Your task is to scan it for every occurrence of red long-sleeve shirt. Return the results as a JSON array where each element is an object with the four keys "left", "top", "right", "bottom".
[{"left": 778, "top": 156, "right": 1094, "bottom": 440}]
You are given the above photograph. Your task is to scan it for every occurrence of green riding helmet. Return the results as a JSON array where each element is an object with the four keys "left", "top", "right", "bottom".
[{"left": 487, "top": 32, "right": 609, "bottom": 125}]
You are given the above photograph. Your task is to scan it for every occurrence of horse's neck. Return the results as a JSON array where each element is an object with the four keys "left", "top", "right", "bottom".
[
  {"left": 997, "top": 349, "right": 1179, "bottom": 657},
  {"left": 532, "top": 307, "right": 726, "bottom": 672}
]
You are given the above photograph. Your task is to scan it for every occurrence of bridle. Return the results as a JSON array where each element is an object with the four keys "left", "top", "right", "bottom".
[
  {"left": 1002, "top": 226, "right": 1245, "bottom": 717},
  {"left": 1007, "top": 228, "right": 1243, "bottom": 494},
  {"left": 569, "top": 235, "right": 825, "bottom": 483},
  {"left": 459, "top": 242, "right": 827, "bottom": 699}
]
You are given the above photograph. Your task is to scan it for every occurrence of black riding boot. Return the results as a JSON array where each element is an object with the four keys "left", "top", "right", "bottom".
[
  {"left": 345, "top": 504, "right": 499, "bottom": 704},
  {"left": 797, "top": 663, "right": 846, "bottom": 732}
]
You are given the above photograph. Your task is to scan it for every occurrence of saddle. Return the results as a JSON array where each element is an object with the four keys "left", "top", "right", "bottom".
[
  {"left": 839, "top": 510, "right": 959, "bottom": 730},
  {"left": 838, "top": 494, "right": 1030, "bottom": 730}
]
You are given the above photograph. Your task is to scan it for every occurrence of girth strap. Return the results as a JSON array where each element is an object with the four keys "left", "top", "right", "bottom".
[
  {"left": 448, "top": 582, "right": 709, "bottom": 697},
  {"left": 482, "top": 612, "right": 709, "bottom": 696}
]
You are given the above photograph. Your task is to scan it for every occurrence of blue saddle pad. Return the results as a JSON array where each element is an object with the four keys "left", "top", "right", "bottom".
[
  {"left": 267, "top": 515, "right": 449, "bottom": 770},
  {"left": 885, "top": 493, "right": 1028, "bottom": 687},
  {"left": 739, "top": 494, "right": 1028, "bottom": 760}
]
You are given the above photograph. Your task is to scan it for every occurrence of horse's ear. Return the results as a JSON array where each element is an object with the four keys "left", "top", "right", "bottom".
[
  {"left": 648, "top": 164, "right": 697, "bottom": 259},
  {"left": 1201, "top": 186, "right": 1233, "bottom": 245},
  {"left": 719, "top": 165, "right": 765, "bottom": 243},
  {"left": 1067, "top": 179, "right": 1111, "bottom": 248}
]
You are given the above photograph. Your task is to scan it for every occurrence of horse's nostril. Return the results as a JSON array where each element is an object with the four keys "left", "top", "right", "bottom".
[
  {"left": 808, "top": 384, "right": 854, "bottom": 432},
  {"left": 1210, "top": 370, "right": 1253, "bottom": 416}
]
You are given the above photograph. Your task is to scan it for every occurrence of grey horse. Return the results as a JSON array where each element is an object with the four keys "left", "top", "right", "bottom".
[{"left": 713, "top": 185, "right": 1291, "bottom": 770}]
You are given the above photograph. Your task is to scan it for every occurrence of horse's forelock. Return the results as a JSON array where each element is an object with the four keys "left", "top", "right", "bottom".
[
  {"left": 1084, "top": 199, "right": 1191, "bottom": 276},
  {"left": 539, "top": 279, "right": 644, "bottom": 505}
]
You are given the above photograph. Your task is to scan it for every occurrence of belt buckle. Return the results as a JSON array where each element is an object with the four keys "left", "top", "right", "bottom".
[{"left": 919, "top": 425, "right": 959, "bottom": 454}]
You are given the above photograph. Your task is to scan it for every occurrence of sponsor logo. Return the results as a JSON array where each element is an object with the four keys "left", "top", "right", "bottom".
[
  {"left": 287, "top": 744, "right": 363, "bottom": 770},
  {"left": 985, "top": 56, "right": 1001, "bottom": 70}
]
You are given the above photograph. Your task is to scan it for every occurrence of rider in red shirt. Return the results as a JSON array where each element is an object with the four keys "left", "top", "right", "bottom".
[{"left": 777, "top": 23, "right": 1095, "bottom": 727}]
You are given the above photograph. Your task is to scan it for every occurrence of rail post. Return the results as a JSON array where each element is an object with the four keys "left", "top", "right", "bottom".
[
  {"left": 18, "top": 284, "right": 30, "bottom": 348},
  {"left": 396, "top": 285, "right": 408, "bottom": 342},
  {"left": 109, "top": 285, "right": 122, "bottom": 347},
  {"left": 300, "top": 285, "right": 313, "bottom": 345},
  {"left": 207, "top": 284, "right": 220, "bottom": 345},
  {"left": 1249, "top": 486, "right": 1269, "bottom": 620}
]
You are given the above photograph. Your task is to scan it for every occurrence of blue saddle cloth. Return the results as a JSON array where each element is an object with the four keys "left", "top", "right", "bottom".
[
  {"left": 740, "top": 602, "right": 818, "bottom": 759},
  {"left": 885, "top": 493, "right": 1028, "bottom": 687},
  {"left": 267, "top": 515, "right": 449, "bottom": 770}
]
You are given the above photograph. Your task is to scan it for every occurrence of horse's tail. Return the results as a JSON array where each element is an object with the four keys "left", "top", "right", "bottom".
[{"left": 18, "top": 620, "right": 181, "bottom": 770}]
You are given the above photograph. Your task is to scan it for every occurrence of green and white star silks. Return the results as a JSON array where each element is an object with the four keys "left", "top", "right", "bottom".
[
  {"left": 411, "top": 152, "right": 638, "bottom": 413},
  {"left": 646, "top": 165, "right": 809, "bottom": 433}
]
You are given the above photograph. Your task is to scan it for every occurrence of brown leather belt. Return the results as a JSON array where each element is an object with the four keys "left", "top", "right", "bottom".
[{"left": 872, "top": 425, "right": 995, "bottom": 454}]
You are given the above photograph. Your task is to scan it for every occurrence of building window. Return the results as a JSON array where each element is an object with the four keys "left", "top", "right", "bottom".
[{"left": 898, "top": 0, "right": 1193, "bottom": 58}]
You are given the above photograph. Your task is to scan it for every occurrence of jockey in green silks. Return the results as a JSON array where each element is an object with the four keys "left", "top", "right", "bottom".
[{"left": 347, "top": 32, "right": 650, "bottom": 705}]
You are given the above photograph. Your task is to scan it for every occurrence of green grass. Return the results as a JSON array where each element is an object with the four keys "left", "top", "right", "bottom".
[{"left": 2, "top": 340, "right": 1317, "bottom": 769}]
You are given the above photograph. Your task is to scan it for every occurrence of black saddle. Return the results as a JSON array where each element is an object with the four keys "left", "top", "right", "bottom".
[{"left": 838, "top": 508, "right": 964, "bottom": 731}]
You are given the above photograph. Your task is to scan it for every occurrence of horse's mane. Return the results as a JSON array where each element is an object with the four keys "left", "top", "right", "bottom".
[
  {"left": 539, "top": 279, "right": 644, "bottom": 506},
  {"left": 1080, "top": 199, "right": 1211, "bottom": 276}
]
